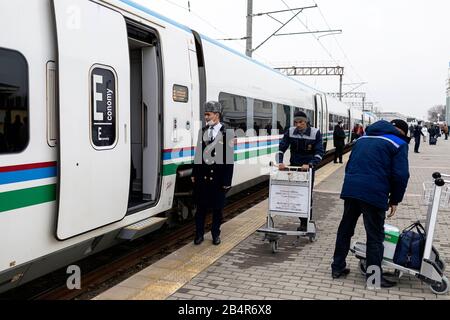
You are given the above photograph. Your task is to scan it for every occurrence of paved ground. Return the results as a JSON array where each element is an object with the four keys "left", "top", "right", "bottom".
[{"left": 168, "top": 138, "right": 450, "bottom": 300}]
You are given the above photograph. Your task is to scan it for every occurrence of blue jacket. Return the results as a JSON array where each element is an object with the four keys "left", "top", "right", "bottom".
[
  {"left": 277, "top": 126, "right": 324, "bottom": 166},
  {"left": 341, "top": 120, "right": 410, "bottom": 210}
]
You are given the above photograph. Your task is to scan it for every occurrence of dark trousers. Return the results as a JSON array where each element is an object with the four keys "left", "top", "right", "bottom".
[
  {"left": 332, "top": 198, "right": 386, "bottom": 274},
  {"left": 195, "top": 184, "right": 226, "bottom": 239},
  {"left": 334, "top": 145, "right": 344, "bottom": 163},
  {"left": 445, "top": 133, "right": 448, "bottom": 140},
  {"left": 414, "top": 136, "right": 421, "bottom": 152},
  {"left": 297, "top": 168, "right": 315, "bottom": 228}
]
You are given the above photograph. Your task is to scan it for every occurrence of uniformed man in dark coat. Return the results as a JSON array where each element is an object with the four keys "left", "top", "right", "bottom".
[
  {"left": 333, "top": 120, "right": 346, "bottom": 164},
  {"left": 192, "top": 101, "right": 235, "bottom": 245},
  {"left": 276, "top": 110, "right": 324, "bottom": 231}
]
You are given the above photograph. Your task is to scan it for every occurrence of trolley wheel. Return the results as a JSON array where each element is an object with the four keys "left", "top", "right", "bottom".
[
  {"left": 394, "top": 269, "right": 404, "bottom": 279},
  {"left": 271, "top": 240, "right": 279, "bottom": 254},
  {"left": 359, "top": 259, "right": 367, "bottom": 276},
  {"left": 430, "top": 276, "right": 449, "bottom": 295}
]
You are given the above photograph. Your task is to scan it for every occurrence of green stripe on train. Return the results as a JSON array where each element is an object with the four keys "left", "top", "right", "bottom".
[
  {"left": 0, "top": 184, "right": 56, "bottom": 213},
  {"left": 163, "top": 147, "right": 280, "bottom": 176}
]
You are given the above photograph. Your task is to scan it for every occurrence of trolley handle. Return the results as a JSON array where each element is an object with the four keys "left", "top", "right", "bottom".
[
  {"left": 269, "top": 162, "right": 312, "bottom": 172},
  {"left": 433, "top": 172, "right": 450, "bottom": 179}
]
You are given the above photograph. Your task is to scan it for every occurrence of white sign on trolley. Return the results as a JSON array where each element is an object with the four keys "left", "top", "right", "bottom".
[
  {"left": 269, "top": 184, "right": 309, "bottom": 214},
  {"left": 268, "top": 170, "right": 310, "bottom": 216}
]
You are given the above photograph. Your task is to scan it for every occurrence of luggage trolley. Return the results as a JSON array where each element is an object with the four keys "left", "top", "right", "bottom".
[
  {"left": 351, "top": 172, "right": 450, "bottom": 294},
  {"left": 257, "top": 164, "right": 317, "bottom": 253}
]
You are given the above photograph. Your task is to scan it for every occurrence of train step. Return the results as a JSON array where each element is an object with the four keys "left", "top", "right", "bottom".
[{"left": 117, "top": 217, "right": 168, "bottom": 241}]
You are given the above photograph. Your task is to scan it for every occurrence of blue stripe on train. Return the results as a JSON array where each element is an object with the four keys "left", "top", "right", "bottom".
[{"left": 0, "top": 167, "right": 57, "bottom": 186}]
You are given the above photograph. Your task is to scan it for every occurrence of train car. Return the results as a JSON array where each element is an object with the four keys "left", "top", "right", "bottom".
[{"left": 0, "top": 0, "right": 359, "bottom": 292}]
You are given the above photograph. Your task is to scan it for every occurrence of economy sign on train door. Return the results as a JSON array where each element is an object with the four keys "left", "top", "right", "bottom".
[{"left": 52, "top": 0, "right": 130, "bottom": 240}]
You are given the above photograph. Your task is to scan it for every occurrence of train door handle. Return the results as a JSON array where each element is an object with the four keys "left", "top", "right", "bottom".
[{"left": 143, "top": 103, "right": 148, "bottom": 148}]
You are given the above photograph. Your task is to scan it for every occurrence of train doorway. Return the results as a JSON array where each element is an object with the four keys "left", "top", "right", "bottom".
[{"left": 127, "top": 22, "right": 162, "bottom": 212}]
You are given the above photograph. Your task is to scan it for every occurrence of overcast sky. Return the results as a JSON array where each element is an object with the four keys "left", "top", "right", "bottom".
[{"left": 134, "top": 0, "right": 450, "bottom": 120}]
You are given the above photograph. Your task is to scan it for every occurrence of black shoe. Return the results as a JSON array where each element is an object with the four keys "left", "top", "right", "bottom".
[
  {"left": 380, "top": 277, "right": 397, "bottom": 288},
  {"left": 194, "top": 236, "right": 204, "bottom": 245},
  {"left": 332, "top": 268, "right": 350, "bottom": 279},
  {"left": 213, "top": 237, "right": 221, "bottom": 246},
  {"left": 366, "top": 276, "right": 397, "bottom": 288}
]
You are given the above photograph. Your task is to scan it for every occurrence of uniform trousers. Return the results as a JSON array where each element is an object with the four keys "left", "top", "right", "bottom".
[{"left": 194, "top": 182, "right": 226, "bottom": 239}]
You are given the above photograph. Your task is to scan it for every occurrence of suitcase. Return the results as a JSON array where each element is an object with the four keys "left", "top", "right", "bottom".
[{"left": 430, "top": 136, "right": 437, "bottom": 145}]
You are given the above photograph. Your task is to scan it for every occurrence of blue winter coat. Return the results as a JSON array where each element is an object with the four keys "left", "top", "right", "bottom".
[
  {"left": 341, "top": 120, "right": 410, "bottom": 210},
  {"left": 277, "top": 126, "right": 324, "bottom": 166}
]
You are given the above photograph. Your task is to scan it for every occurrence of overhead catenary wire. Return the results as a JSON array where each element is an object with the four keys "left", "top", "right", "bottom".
[
  {"left": 313, "top": 1, "right": 366, "bottom": 85},
  {"left": 278, "top": 0, "right": 340, "bottom": 67},
  {"left": 161, "top": 0, "right": 271, "bottom": 63}
]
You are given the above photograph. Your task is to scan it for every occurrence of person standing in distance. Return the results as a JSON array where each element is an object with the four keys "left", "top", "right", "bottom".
[
  {"left": 331, "top": 119, "right": 410, "bottom": 288},
  {"left": 192, "top": 101, "right": 235, "bottom": 246},
  {"left": 276, "top": 110, "right": 324, "bottom": 231},
  {"left": 413, "top": 122, "right": 425, "bottom": 153},
  {"left": 333, "top": 120, "right": 346, "bottom": 164}
]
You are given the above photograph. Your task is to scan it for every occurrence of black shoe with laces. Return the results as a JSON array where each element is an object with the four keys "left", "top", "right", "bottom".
[
  {"left": 332, "top": 268, "right": 350, "bottom": 279},
  {"left": 380, "top": 277, "right": 397, "bottom": 288}
]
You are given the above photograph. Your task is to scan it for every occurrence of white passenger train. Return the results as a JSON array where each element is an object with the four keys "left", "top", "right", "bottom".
[{"left": 0, "top": 0, "right": 377, "bottom": 292}]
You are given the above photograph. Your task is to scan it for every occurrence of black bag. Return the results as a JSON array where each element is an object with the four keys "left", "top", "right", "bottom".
[
  {"left": 393, "top": 222, "right": 426, "bottom": 270},
  {"left": 430, "top": 136, "right": 437, "bottom": 145}
]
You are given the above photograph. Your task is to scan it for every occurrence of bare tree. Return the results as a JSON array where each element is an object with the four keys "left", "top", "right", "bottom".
[{"left": 428, "top": 105, "right": 446, "bottom": 122}]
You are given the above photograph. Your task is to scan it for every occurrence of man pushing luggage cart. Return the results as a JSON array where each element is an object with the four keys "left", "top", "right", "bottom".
[
  {"left": 257, "top": 111, "right": 324, "bottom": 252},
  {"left": 275, "top": 110, "right": 324, "bottom": 232}
]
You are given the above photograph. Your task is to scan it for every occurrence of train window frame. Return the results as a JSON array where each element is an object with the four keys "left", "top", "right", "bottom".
[
  {"left": 253, "top": 99, "right": 273, "bottom": 136},
  {"left": 276, "top": 104, "right": 291, "bottom": 135},
  {"left": 0, "top": 47, "right": 30, "bottom": 155},
  {"left": 219, "top": 92, "right": 248, "bottom": 135},
  {"left": 89, "top": 64, "right": 119, "bottom": 151}
]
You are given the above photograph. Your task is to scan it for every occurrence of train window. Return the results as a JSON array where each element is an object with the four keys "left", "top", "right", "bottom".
[
  {"left": 219, "top": 92, "right": 247, "bottom": 135},
  {"left": 254, "top": 99, "right": 273, "bottom": 136},
  {"left": 0, "top": 48, "right": 29, "bottom": 154},
  {"left": 343, "top": 117, "right": 350, "bottom": 131},
  {"left": 330, "top": 114, "right": 349, "bottom": 131},
  {"left": 276, "top": 104, "right": 291, "bottom": 134},
  {"left": 329, "top": 114, "right": 335, "bottom": 131}
]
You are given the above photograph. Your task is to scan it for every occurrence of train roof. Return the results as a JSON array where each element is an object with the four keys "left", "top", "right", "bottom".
[{"left": 115, "top": 0, "right": 334, "bottom": 97}]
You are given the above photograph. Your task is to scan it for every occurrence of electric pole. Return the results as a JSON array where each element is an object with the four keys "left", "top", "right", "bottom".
[{"left": 246, "top": 0, "right": 253, "bottom": 57}]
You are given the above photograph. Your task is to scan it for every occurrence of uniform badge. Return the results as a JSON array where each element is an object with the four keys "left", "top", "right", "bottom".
[{"left": 307, "top": 144, "right": 313, "bottom": 151}]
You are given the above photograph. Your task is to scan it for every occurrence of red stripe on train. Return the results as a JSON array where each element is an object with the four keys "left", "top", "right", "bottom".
[{"left": 0, "top": 161, "right": 57, "bottom": 173}]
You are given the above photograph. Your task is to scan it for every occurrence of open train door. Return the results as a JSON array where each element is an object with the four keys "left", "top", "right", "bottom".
[{"left": 53, "top": 0, "right": 130, "bottom": 240}]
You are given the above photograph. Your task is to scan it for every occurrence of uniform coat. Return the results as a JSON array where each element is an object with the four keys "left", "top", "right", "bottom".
[
  {"left": 333, "top": 124, "right": 346, "bottom": 163},
  {"left": 192, "top": 124, "right": 235, "bottom": 238},
  {"left": 277, "top": 126, "right": 324, "bottom": 167}
]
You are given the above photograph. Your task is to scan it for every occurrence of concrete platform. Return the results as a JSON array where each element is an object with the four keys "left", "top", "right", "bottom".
[{"left": 95, "top": 138, "right": 450, "bottom": 300}]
